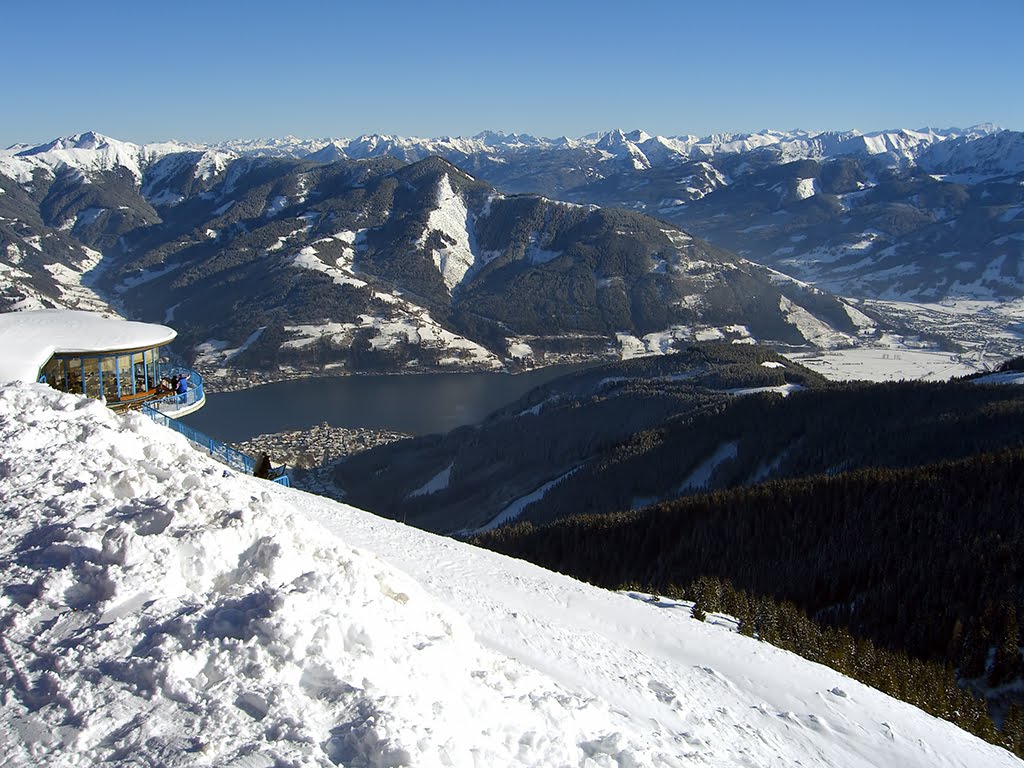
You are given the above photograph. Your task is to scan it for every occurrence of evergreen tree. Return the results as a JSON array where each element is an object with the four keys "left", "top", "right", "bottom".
[
  {"left": 989, "top": 603, "right": 1021, "bottom": 687},
  {"left": 690, "top": 599, "right": 707, "bottom": 622},
  {"left": 736, "top": 592, "right": 756, "bottom": 637},
  {"left": 959, "top": 620, "right": 990, "bottom": 679},
  {"left": 1002, "top": 704, "right": 1024, "bottom": 754}
]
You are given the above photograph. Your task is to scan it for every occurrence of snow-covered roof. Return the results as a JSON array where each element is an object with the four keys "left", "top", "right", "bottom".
[{"left": 0, "top": 309, "right": 176, "bottom": 383}]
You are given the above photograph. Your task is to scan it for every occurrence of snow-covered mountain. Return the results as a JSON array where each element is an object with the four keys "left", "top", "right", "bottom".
[
  {"left": 1, "top": 379, "right": 1017, "bottom": 767},
  {"left": 194, "top": 125, "right": 1021, "bottom": 304},
  {"left": 1, "top": 131, "right": 193, "bottom": 184},
  {"left": 0, "top": 125, "right": 1001, "bottom": 183},
  {"left": 0, "top": 136, "right": 872, "bottom": 376},
  {"left": 201, "top": 126, "right": 975, "bottom": 167},
  {"left": 3, "top": 124, "right": 1023, "bottom": 370}
]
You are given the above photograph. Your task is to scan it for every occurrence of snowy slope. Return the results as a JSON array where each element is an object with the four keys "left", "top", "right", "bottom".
[
  {"left": 919, "top": 130, "right": 1024, "bottom": 176},
  {"left": 417, "top": 174, "right": 481, "bottom": 292},
  {"left": 0, "top": 382, "right": 1017, "bottom": 767}
]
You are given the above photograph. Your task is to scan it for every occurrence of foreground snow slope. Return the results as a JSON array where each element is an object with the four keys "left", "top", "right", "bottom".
[{"left": 0, "top": 383, "right": 1016, "bottom": 767}]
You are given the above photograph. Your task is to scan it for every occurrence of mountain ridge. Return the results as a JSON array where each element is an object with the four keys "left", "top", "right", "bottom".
[
  {"left": 8, "top": 123, "right": 1008, "bottom": 308},
  {"left": 4, "top": 124, "right": 1002, "bottom": 175},
  {"left": 0, "top": 142, "right": 876, "bottom": 377}
]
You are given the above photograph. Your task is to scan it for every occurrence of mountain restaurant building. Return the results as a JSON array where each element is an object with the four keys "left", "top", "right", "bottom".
[{"left": 0, "top": 309, "right": 204, "bottom": 418}]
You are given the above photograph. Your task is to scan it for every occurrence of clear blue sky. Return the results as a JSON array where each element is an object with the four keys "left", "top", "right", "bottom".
[{"left": 4, "top": 0, "right": 1021, "bottom": 147}]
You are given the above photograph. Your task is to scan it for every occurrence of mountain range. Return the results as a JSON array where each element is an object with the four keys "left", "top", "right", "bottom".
[
  {"left": 204, "top": 125, "right": 1024, "bottom": 304},
  {"left": 2, "top": 125, "right": 1022, "bottom": 373},
  {"left": 0, "top": 131, "right": 884, "bottom": 375}
]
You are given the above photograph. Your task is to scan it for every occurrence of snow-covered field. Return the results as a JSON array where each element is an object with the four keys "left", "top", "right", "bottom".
[
  {"left": 858, "top": 298, "right": 1024, "bottom": 362},
  {"left": 779, "top": 296, "right": 1024, "bottom": 382},
  {"left": 785, "top": 347, "right": 980, "bottom": 382},
  {"left": 0, "top": 382, "right": 1018, "bottom": 767}
]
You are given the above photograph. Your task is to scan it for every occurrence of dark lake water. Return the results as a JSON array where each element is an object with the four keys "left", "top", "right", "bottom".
[{"left": 181, "top": 365, "right": 589, "bottom": 443}]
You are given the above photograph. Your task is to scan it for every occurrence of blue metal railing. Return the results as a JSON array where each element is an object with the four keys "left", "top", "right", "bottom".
[
  {"left": 149, "top": 368, "right": 205, "bottom": 413},
  {"left": 141, "top": 403, "right": 255, "bottom": 474},
  {"left": 140, "top": 367, "right": 290, "bottom": 485}
]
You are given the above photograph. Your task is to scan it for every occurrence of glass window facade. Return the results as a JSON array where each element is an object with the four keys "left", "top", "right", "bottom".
[
  {"left": 118, "top": 353, "right": 134, "bottom": 397},
  {"left": 42, "top": 346, "right": 164, "bottom": 403}
]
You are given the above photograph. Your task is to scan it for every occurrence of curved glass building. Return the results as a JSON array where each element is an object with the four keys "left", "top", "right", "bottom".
[{"left": 0, "top": 309, "right": 204, "bottom": 418}]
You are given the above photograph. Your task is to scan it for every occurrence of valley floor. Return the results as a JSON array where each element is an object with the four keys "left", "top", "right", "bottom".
[{"left": 786, "top": 298, "right": 1024, "bottom": 382}]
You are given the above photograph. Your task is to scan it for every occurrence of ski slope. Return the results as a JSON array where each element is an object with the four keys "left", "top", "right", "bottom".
[{"left": 0, "top": 382, "right": 1016, "bottom": 767}]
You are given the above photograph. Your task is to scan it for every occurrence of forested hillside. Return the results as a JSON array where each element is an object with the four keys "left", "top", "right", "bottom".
[
  {"left": 333, "top": 343, "right": 828, "bottom": 532},
  {"left": 474, "top": 449, "right": 1024, "bottom": 754},
  {"left": 336, "top": 343, "right": 1024, "bottom": 533}
]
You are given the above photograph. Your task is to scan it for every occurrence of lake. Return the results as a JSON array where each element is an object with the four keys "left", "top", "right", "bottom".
[{"left": 181, "top": 364, "right": 589, "bottom": 443}]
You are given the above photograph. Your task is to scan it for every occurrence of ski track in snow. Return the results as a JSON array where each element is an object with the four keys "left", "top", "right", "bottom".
[
  {"left": 679, "top": 441, "right": 738, "bottom": 492},
  {"left": 0, "top": 382, "right": 1018, "bottom": 768}
]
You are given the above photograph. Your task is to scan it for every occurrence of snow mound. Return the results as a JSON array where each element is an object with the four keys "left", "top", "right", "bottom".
[{"left": 0, "top": 384, "right": 666, "bottom": 766}]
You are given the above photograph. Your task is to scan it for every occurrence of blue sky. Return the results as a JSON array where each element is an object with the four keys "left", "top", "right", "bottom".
[{"left": 4, "top": 0, "right": 1021, "bottom": 146}]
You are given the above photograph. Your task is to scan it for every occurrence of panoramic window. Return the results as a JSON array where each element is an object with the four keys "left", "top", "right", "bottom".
[
  {"left": 117, "top": 354, "right": 135, "bottom": 397},
  {"left": 42, "top": 346, "right": 168, "bottom": 402},
  {"left": 100, "top": 356, "right": 119, "bottom": 402},
  {"left": 82, "top": 357, "right": 101, "bottom": 399},
  {"left": 64, "top": 357, "right": 84, "bottom": 395},
  {"left": 40, "top": 357, "right": 66, "bottom": 390}
]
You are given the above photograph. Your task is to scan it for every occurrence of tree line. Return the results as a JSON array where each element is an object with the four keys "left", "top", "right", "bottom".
[{"left": 473, "top": 449, "right": 1024, "bottom": 756}]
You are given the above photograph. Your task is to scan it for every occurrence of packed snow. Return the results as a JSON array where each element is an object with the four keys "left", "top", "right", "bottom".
[
  {"left": 39, "top": 245, "right": 109, "bottom": 312},
  {"left": 508, "top": 341, "right": 535, "bottom": 359},
  {"left": 794, "top": 177, "right": 817, "bottom": 200},
  {"left": 778, "top": 295, "right": 857, "bottom": 347},
  {"left": 281, "top": 296, "right": 502, "bottom": 369},
  {"left": 617, "top": 325, "right": 743, "bottom": 359},
  {"left": 970, "top": 370, "right": 1024, "bottom": 386},
  {"left": 115, "top": 262, "right": 183, "bottom": 293},
  {"left": 473, "top": 467, "right": 582, "bottom": 535},
  {"left": 290, "top": 245, "right": 368, "bottom": 289},
  {"left": 193, "top": 327, "right": 266, "bottom": 369},
  {"left": 786, "top": 347, "right": 979, "bottom": 382},
  {"left": 728, "top": 383, "right": 804, "bottom": 397},
  {"left": 0, "top": 383, "right": 1018, "bottom": 767},
  {"left": 0, "top": 238, "right": 112, "bottom": 317},
  {"left": 408, "top": 463, "right": 453, "bottom": 498}
]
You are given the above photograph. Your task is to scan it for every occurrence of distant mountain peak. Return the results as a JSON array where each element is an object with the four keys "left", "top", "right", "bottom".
[{"left": 17, "top": 130, "right": 120, "bottom": 157}]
